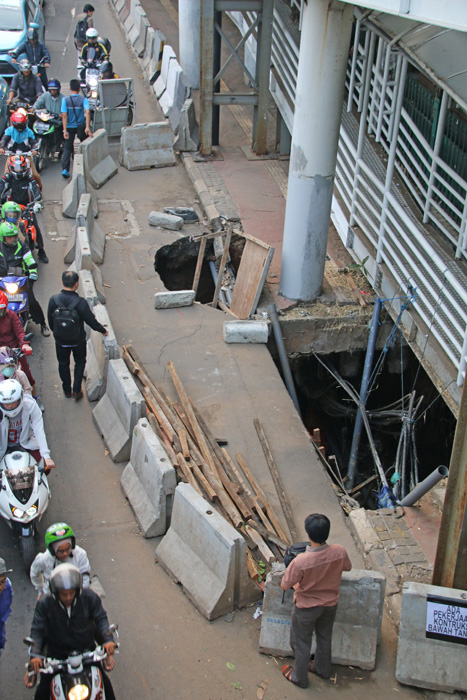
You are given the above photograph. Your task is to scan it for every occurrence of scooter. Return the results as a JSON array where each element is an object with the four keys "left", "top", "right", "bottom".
[
  {"left": 32, "top": 109, "right": 63, "bottom": 171},
  {"left": 19, "top": 201, "right": 39, "bottom": 251},
  {"left": 0, "top": 267, "right": 30, "bottom": 327},
  {"left": 0, "top": 448, "right": 50, "bottom": 571}
]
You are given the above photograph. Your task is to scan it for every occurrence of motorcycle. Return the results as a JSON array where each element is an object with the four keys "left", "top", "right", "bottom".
[
  {"left": 32, "top": 109, "right": 63, "bottom": 171},
  {"left": 0, "top": 267, "right": 30, "bottom": 327},
  {"left": 25, "top": 626, "right": 119, "bottom": 700},
  {"left": 19, "top": 201, "right": 40, "bottom": 251},
  {"left": 0, "top": 448, "right": 50, "bottom": 571}
]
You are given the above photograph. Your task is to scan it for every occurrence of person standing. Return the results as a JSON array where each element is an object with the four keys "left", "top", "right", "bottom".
[
  {"left": 74, "top": 4, "right": 95, "bottom": 51},
  {"left": 60, "top": 79, "right": 92, "bottom": 178},
  {"left": 281, "top": 513, "right": 352, "bottom": 688},
  {"left": 0, "top": 558, "right": 13, "bottom": 658},
  {"left": 47, "top": 271, "right": 108, "bottom": 400}
]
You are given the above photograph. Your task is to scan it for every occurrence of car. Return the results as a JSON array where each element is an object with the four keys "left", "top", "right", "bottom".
[
  {"left": 0, "top": 0, "right": 45, "bottom": 81},
  {"left": 0, "top": 76, "right": 8, "bottom": 134}
]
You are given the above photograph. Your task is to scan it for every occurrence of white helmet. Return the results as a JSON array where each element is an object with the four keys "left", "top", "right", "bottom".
[
  {"left": 0, "top": 378, "right": 23, "bottom": 417},
  {"left": 86, "top": 27, "right": 98, "bottom": 40}
]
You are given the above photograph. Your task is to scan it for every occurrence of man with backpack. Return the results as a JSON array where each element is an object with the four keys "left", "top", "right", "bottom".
[
  {"left": 60, "top": 79, "right": 92, "bottom": 178},
  {"left": 74, "top": 4, "right": 95, "bottom": 51},
  {"left": 47, "top": 271, "right": 108, "bottom": 400}
]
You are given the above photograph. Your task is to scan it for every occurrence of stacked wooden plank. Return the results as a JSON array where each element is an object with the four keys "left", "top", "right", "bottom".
[{"left": 122, "top": 344, "right": 292, "bottom": 585}]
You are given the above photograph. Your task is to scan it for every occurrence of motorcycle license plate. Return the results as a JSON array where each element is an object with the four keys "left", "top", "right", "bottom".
[{"left": 6, "top": 294, "right": 23, "bottom": 301}]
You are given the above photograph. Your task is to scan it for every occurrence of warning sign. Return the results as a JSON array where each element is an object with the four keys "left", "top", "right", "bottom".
[{"left": 426, "top": 595, "right": 467, "bottom": 646}]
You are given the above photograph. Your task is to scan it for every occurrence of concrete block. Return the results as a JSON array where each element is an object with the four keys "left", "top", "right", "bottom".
[
  {"left": 77, "top": 194, "right": 106, "bottom": 265},
  {"left": 63, "top": 227, "right": 76, "bottom": 264},
  {"left": 120, "top": 418, "right": 176, "bottom": 537},
  {"left": 154, "top": 45, "right": 176, "bottom": 98},
  {"left": 259, "top": 566, "right": 385, "bottom": 670},
  {"left": 62, "top": 155, "right": 86, "bottom": 219},
  {"left": 159, "top": 60, "right": 189, "bottom": 132},
  {"left": 157, "top": 483, "right": 259, "bottom": 619},
  {"left": 78, "top": 269, "right": 99, "bottom": 314},
  {"left": 114, "top": 0, "right": 125, "bottom": 11},
  {"left": 148, "top": 210, "right": 183, "bottom": 231},
  {"left": 90, "top": 262, "right": 106, "bottom": 305},
  {"left": 144, "top": 29, "right": 165, "bottom": 84},
  {"left": 223, "top": 321, "right": 269, "bottom": 344},
  {"left": 154, "top": 290, "right": 195, "bottom": 309},
  {"left": 133, "top": 15, "right": 149, "bottom": 57},
  {"left": 75, "top": 227, "right": 92, "bottom": 272},
  {"left": 78, "top": 130, "right": 117, "bottom": 190},
  {"left": 173, "top": 99, "right": 199, "bottom": 152},
  {"left": 85, "top": 305, "right": 119, "bottom": 402},
  {"left": 163, "top": 206, "right": 198, "bottom": 222},
  {"left": 119, "top": 123, "right": 176, "bottom": 171},
  {"left": 128, "top": 6, "right": 146, "bottom": 47},
  {"left": 396, "top": 582, "right": 467, "bottom": 692},
  {"left": 92, "top": 358, "right": 145, "bottom": 462}
]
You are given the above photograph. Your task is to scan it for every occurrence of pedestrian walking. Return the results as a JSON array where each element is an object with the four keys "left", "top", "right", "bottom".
[
  {"left": 74, "top": 4, "right": 95, "bottom": 51},
  {"left": 60, "top": 79, "right": 92, "bottom": 178},
  {"left": 0, "top": 557, "right": 13, "bottom": 658},
  {"left": 281, "top": 513, "right": 352, "bottom": 688},
  {"left": 47, "top": 271, "right": 108, "bottom": 400}
]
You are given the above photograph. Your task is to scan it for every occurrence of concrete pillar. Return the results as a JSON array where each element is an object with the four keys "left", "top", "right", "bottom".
[
  {"left": 179, "top": 0, "right": 200, "bottom": 89},
  {"left": 280, "top": 0, "right": 354, "bottom": 301}
]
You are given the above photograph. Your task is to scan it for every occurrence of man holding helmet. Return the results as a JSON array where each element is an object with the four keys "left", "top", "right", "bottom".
[
  {"left": 24, "top": 564, "right": 116, "bottom": 700},
  {"left": 7, "top": 59, "right": 43, "bottom": 108},
  {"left": 9, "top": 27, "right": 51, "bottom": 89}
]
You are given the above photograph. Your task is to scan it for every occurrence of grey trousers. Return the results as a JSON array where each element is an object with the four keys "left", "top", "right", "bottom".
[{"left": 290, "top": 603, "right": 337, "bottom": 688}]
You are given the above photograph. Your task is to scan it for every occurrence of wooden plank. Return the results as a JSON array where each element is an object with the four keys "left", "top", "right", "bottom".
[
  {"left": 247, "top": 521, "right": 289, "bottom": 552},
  {"left": 211, "top": 225, "right": 233, "bottom": 309},
  {"left": 176, "top": 453, "right": 203, "bottom": 496},
  {"left": 192, "top": 236, "right": 207, "bottom": 295},
  {"left": 192, "top": 402, "right": 241, "bottom": 489},
  {"left": 244, "top": 525, "right": 277, "bottom": 563},
  {"left": 178, "top": 429, "right": 190, "bottom": 459},
  {"left": 230, "top": 238, "right": 274, "bottom": 319},
  {"left": 191, "top": 462, "right": 217, "bottom": 501},
  {"left": 218, "top": 300, "right": 238, "bottom": 317},
  {"left": 253, "top": 418, "right": 300, "bottom": 542}
]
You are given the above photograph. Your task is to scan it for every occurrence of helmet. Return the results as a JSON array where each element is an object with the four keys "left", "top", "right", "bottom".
[
  {"left": 0, "top": 292, "right": 8, "bottom": 310},
  {"left": 0, "top": 222, "right": 19, "bottom": 245},
  {"left": 45, "top": 522, "right": 76, "bottom": 555},
  {"left": 18, "top": 58, "right": 32, "bottom": 72},
  {"left": 99, "top": 61, "right": 113, "bottom": 78},
  {"left": 98, "top": 36, "right": 111, "bottom": 53},
  {"left": 7, "top": 154, "right": 28, "bottom": 179},
  {"left": 1, "top": 201, "right": 21, "bottom": 225},
  {"left": 47, "top": 78, "right": 61, "bottom": 92},
  {"left": 0, "top": 378, "right": 23, "bottom": 417},
  {"left": 10, "top": 110, "right": 28, "bottom": 132},
  {"left": 26, "top": 28, "right": 39, "bottom": 41},
  {"left": 86, "top": 27, "right": 98, "bottom": 41},
  {"left": 0, "top": 346, "right": 18, "bottom": 379},
  {"left": 50, "top": 563, "right": 82, "bottom": 600}
]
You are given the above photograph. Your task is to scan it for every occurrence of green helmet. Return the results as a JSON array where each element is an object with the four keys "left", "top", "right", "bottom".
[
  {"left": 1, "top": 201, "right": 21, "bottom": 223},
  {"left": 0, "top": 221, "right": 18, "bottom": 243},
  {"left": 45, "top": 522, "right": 76, "bottom": 554}
]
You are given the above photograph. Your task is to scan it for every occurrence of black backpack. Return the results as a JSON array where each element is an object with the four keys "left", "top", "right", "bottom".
[
  {"left": 75, "top": 17, "right": 88, "bottom": 43},
  {"left": 284, "top": 541, "right": 308, "bottom": 567},
  {"left": 52, "top": 296, "right": 82, "bottom": 345}
]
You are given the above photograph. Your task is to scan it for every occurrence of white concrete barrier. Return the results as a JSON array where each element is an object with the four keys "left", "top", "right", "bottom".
[
  {"left": 154, "top": 45, "right": 176, "bottom": 99},
  {"left": 396, "top": 582, "right": 467, "bottom": 692},
  {"left": 93, "top": 358, "right": 145, "bottom": 462},
  {"left": 121, "top": 419, "right": 177, "bottom": 537},
  {"left": 159, "top": 59, "right": 189, "bottom": 132},
  {"left": 154, "top": 291, "right": 195, "bottom": 309},
  {"left": 78, "top": 269, "right": 99, "bottom": 312},
  {"left": 259, "top": 565, "right": 386, "bottom": 670},
  {"left": 123, "top": 0, "right": 141, "bottom": 35},
  {"left": 119, "top": 122, "right": 176, "bottom": 171},
  {"left": 224, "top": 321, "right": 269, "bottom": 343},
  {"left": 156, "top": 482, "right": 259, "bottom": 620},
  {"left": 144, "top": 29, "right": 165, "bottom": 85},
  {"left": 62, "top": 154, "right": 86, "bottom": 219},
  {"left": 78, "top": 130, "right": 118, "bottom": 190},
  {"left": 173, "top": 99, "right": 199, "bottom": 152},
  {"left": 75, "top": 227, "right": 92, "bottom": 272},
  {"left": 128, "top": 3, "right": 146, "bottom": 47},
  {"left": 77, "top": 194, "right": 106, "bottom": 265},
  {"left": 132, "top": 14, "right": 150, "bottom": 56},
  {"left": 85, "top": 305, "right": 119, "bottom": 402}
]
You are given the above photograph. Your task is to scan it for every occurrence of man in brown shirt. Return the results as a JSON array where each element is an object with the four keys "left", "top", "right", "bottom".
[{"left": 281, "top": 513, "right": 352, "bottom": 688}]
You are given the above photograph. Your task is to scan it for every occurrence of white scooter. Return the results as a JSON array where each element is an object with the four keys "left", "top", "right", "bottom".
[{"left": 0, "top": 448, "right": 50, "bottom": 572}]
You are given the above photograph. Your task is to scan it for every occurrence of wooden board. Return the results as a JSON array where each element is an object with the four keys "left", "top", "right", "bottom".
[{"left": 230, "top": 237, "right": 274, "bottom": 319}]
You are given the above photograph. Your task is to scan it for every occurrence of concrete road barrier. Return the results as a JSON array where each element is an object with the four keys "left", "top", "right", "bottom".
[
  {"left": 85, "top": 305, "right": 119, "bottom": 402},
  {"left": 154, "top": 291, "right": 195, "bottom": 309},
  {"left": 75, "top": 227, "right": 92, "bottom": 272},
  {"left": 123, "top": 0, "right": 141, "bottom": 35},
  {"left": 121, "top": 419, "right": 177, "bottom": 537},
  {"left": 62, "top": 154, "right": 86, "bottom": 219},
  {"left": 173, "top": 99, "right": 199, "bottom": 152},
  {"left": 159, "top": 59, "right": 189, "bottom": 133},
  {"left": 133, "top": 15, "right": 150, "bottom": 57},
  {"left": 78, "top": 269, "right": 99, "bottom": 313},
  {"left": 78, "top": 130, "right": 118, "bottom": 190},
  {"left": 156, "top": 482, "right": 259, "bottom": 620},
  {"left": 259, "top": 565, "right": 385, "bottom": 670},
  {"left": 93, "top": 358, "right": 145, "bottom": 462},
  {"left": 155, "top": 45, "right": 176, "bottom": 99},
  {"left": 144, "top": 29, "right": 165, "bottom": 85},
  {"left": 119, "top": 122, "right": 176, "bottom": 171},
  {"left": 224, "top": 321, "right": 269, "bottom": 343},
  {"left": 396, "top": 582, "right": 467, "bottom": 692},
  {"left": 77, "top": 194, "right": 106, "bottom": 264}
]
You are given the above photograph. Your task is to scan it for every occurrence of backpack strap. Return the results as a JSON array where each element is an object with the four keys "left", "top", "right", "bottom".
[{"left": 54, "top": 293, "right": 81, "bottom": 312}]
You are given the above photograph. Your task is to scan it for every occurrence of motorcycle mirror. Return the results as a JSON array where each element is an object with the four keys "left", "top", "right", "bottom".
[{"left": 24, "top": 333, "right": 33, "bottom": 342}]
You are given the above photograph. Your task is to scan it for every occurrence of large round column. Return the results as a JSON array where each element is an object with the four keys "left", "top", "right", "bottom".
[
  {"left": 179, "top": 0, "right": 200, "bottom": 89},
  {"left": 280, "top": 0, "right": 354, "bottom": 301}
]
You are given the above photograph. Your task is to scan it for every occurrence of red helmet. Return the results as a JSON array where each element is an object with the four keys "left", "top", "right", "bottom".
[
  {"left": 11, "top": 110, "right": 28, "bottom": 132},
  {"left": 7, "top": 154, "right": 28, "bottom": 179},
  {"left": 0, "top": 292, "right": 8, "bottom": 310}
]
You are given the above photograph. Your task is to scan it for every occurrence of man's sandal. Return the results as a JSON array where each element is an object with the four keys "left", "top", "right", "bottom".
[{"left": 282, "top": 665, "right": 299, "bottom": 685}]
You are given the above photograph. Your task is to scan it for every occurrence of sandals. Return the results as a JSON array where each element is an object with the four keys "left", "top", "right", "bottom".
[{"left": 282, "top": 665, "right": 298, "bottom": 685}]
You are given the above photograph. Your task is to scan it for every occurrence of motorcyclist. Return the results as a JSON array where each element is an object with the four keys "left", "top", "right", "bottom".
[
  {"left": 99, "top": 61, "right": 119, "bottom": 81},
  {"left": 24, "top": 564, "right": 116, "bottom": 700},
  {"left": 8, "top": 27, "right": 50, "bottom": 89},
  {"left": 0, "top": 156, "right": 48, "bottom": 264},
  {"left": 0, "top": 291, "right": 36, "bottom": 390},
  {"left": 79, "top": 28, "right": 108, "bottom": 80},
  {"left": 0, "top": 110, "right": 42, "bottom": 189},
  {"left": 33, "top": 78, "right": 64, "bottom": 158},
  {"left": 1, "top": 200, "right": 31, "bottom": 248},
  {"left": 7, "top": 59, "right": 43, "bottom": 109},
  {"left": 0, "top": 345, "right": 32, "bottom": 394},
  {"left": 30, "top": 522, "right": 91, "bottom": 597},
  {"left": 0, "top": 378, "right": 54, "bottom": 470},
  {"left": 0, "top": 222, "right": 50, "bottom": 335}
]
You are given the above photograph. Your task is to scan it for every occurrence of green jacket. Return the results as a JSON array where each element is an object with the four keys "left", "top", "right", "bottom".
[{"left": 0, "top": 240, "right": 38, "bottom": 280}]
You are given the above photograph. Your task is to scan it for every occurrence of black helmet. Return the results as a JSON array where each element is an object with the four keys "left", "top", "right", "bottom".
[
  {"left": 49, "top": 563, "right": 82, "bottom": 600},
  {"left": 99, "top": 61, "right": 113, "bottom": 77},
  {"left": 26, "top": 28, "right": 39, "bottom": 41}
]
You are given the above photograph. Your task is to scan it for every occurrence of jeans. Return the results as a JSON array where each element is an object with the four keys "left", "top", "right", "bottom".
[
  {"left": 55, "top": 341, "right": 86, "bottom": 394},
  {"left": 61, "top": 124, "right": 87, "bottom": 172},
  {"left": 290, "top": 603, "right": 337, "bottom": 688}
]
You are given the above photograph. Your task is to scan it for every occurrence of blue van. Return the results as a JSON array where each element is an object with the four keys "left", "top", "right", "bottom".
[{"left": 0, "top": 0, "right": 45, "bottom": 80}]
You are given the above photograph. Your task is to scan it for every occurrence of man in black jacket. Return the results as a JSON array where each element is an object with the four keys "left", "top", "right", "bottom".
[
  {"left": 47, "top": 270, "right": 108, "bottom": 400},
  {"left": 24, "top": 563, "right": 116, "bottom": 700}
]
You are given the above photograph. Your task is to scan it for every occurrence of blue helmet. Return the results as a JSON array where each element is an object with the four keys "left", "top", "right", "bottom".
[{"left": 48, "top": 78, "right": 61, "bottom": 92}]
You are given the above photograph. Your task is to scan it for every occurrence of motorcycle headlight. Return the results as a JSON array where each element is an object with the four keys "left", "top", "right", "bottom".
[
  {"left": 91, "top": 90, "right": 97, "bottom": 98},
  {"left": 5, "top": 282, "right": 19, "bottom": 294},
  {"left": 26, "top": 504, "right": 38, "bottom": 517},
  {"left": 11, "top": 506, "right": 24, "bottom": 518},
  {"left": 88, "top": 77, "right": 98, "bottom": 88},
  {"left": 68, "top": 685, "right": 90, "bottom": 700}
]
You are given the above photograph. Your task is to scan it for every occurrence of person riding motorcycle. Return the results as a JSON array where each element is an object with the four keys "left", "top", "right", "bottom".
[
  {"left": 99, "top": 61, "right": 119, "bottom": 81},
  {"left": 0, "top": 110, "right": 42, "bottom": 189},
  {"left": 24, "top": 564, "right": 116, "bottom": 700},
  {"left": 8, "top": 27, "right": 50, "bottom": 89},
  {"left": 33, "top": 79, "right": 64, "bottom": 159},
  {"left": 30, "top": 523, "right": 91, "bottom": 597},
  {"left": 0, "top": 292, "right": 36, "bottom": 391},
  {"left": 0, "top": 222, "right": 50, "bottom": 335},
  {"left": 0, "top": 345, "right": 32, "bottom": 394},
  {"left": 0, "top": 156, "right": 48, "bottom": 264},
  {"left": 79, "top": 28, "right": 108, "bottom": 80},
  {"left": 7, "top": 59, "right": 43, "bottom": 109}
]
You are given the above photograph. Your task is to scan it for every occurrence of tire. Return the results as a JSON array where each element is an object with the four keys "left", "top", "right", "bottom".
[
  {"left": 22, "top": 534, "right": 36, "bottom": 573},
  {"left": 35, "top": 142, "right": 47, "bottom": 173},
  {"left": 126, "top": 105, "right": 133, "bottom": 126}
]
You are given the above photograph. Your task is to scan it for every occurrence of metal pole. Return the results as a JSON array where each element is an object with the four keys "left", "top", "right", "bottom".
[
  {"left": 268, "top": 304, "right": 301, "bottom": 418},
  {"left": 433, "top": 377, "right": 467, "bottom": 588},
  {"left": 199, "top": 0, "right": 214, "bottom": 156},
  {"left": 253, "top": 0, "right": 273, "bottom": 155},
  {"left": 423, "top": 90, "right": 448, "bottom": 224},
  {"left": 399, "top": 465, "right": 449, "bottom": 506},
  {"left": 212, "top": 9, "right": 222, "bottom": 146},
  {"left": 346, "top": 296, "right": 381, "bottom": 487},
  {"left": 179, "top": 0, "right": 201, "bottom": 89}
]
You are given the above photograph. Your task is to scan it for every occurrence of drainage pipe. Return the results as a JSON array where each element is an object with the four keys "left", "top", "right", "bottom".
[
  {"left": 399, "top": 465, "right": 449, "bottom": 506},
  {"left": 208, "top": 261, "right": 227, "bottom": 306},
  {"left": 268, "top": 304, "right": 301, "bottom": 418},
  {"left": 347, "top": 297, "right": 381, "bottom": 487}
]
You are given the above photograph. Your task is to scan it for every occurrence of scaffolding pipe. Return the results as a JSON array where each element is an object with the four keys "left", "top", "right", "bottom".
[
  {"left": 346, "top": 297, "right": 381, "bottom": 487},
  {"left": 399, "top": 465, "right": 449, "bottom": 506},
  {"left": 268, "top": 304, "right": 301, "bottom": 418},
  {"left": 208, "top": 261, "right": 227, "bottom": 306}
]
